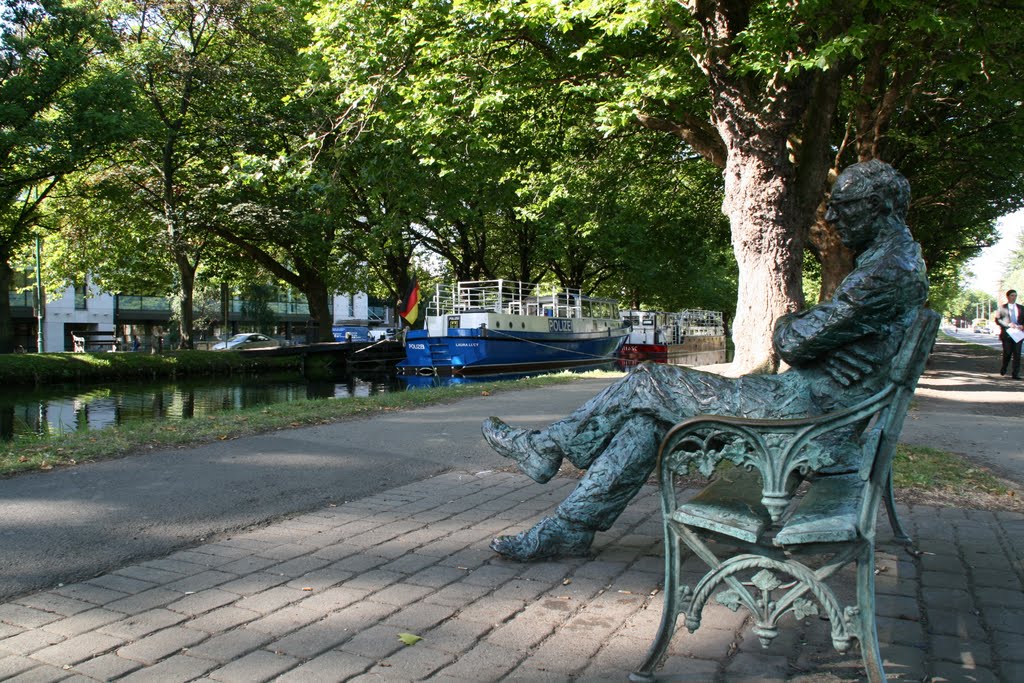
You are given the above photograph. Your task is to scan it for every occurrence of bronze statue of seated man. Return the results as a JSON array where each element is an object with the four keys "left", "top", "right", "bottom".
[{"left": 482, "top": 160, "right": 929, "bottom": 561}]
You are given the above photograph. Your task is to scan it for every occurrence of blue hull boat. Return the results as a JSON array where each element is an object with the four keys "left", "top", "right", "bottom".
[{"left": 397, "top": 280, "right": 629, "bottom": 377}]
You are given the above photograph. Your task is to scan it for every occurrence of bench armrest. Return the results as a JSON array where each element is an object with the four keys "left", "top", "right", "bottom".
[{"left": 657, "top": 384, "right": 896, "bottom": 523}]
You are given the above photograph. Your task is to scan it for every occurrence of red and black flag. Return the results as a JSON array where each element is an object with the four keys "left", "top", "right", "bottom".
[{"left": 398, "top": 277, "right": 420, "bottom": 326}]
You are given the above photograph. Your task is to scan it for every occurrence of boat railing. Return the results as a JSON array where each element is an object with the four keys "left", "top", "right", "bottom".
[
  {"left": 427, "top": 280, "right": 599, "bottom": 319},
  {"left": 674, "top": 309, "right": 725, "bottom": 336}
]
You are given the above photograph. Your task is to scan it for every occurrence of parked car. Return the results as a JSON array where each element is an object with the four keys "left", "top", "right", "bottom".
[{"left": 211, "top": 333, "right": 280, "bottom": 351}]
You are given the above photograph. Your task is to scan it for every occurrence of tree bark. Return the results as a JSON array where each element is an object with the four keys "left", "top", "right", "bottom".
[
  {"left": 174, "top": 251, "right": 197, "bottom": 350},
  {"left": 718, "top": 148, "right": 805, "bottom": 373},
  {"left": 304, "top": 280, "right": 335, "bottom": 343}
]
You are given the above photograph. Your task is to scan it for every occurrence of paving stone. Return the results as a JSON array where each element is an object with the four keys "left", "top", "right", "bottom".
[
  {"left": 456, "top": 597, "right": 526, "bottom": 625},
  {"left": 234, "top": 586, "right": 308, "bottom": 615},
  {"left": 979, "top": 605, "right": 1024, "bottom": 632},
  {"left": 267, "top": 614, "right": 356, "bottom": 659},
  {"left": 423, "top": 617, "right": 495, "bottom": 655},
  {"left": 366, "top": 583, "right": 434, "bottom": 607},
  {"left": 167, "top": 588, "right": 239, "bottom": 616},
  {"left": 40, "top": 608, "right": 123, "bottom": 637},
  {"left": 334, "top": 623, "right": 405, "bottom": 660},
  {"left": 0, "top": 629, "right": 65, "bottom": 656},
  {"left": 116, "top": 625, "right": 207, "bottom": 665},
  {"left": 881, "top": 643, "right": 928, "bottom": 681},
  {"left": 0, "top": 605, "right": 62, "bottom": 629},
  {"left": 930, "top": 633, "right": 992, "bottom": 667},
  {"left": 276, "top": 650, "right": 375, "bottom": 682},
  {"left": 990, "top": 629, "right": 1024, "bottom": 662},
  {"left": 14, "top": 594, "right": 93, "bottom": 618},
  {"left": 186, "top": 628, "right": 273, "bottom": 663},
  {"left": 69, "top": 652, "right": 141, "bottom": 680},
  {"left": 2, "top": 661, "right": 70, "bottom": 682},
  {"left": 186, "top": 606, "right": 261, "bottom": 634},
  {"left": 99, "top": 608, "right": 188, "bottom": 640},
  {"left": 267, "top": 555, "right": 333, "bottom": 578},
  {"left": 382, "top": 602, "right": 459, "bottom": 633},
  {"left": 0, "top": 622, "right": 20, "bottom": 640},
  {"left": 103, "top": 587, "right": 181, "bottom": 615},
  {"left": 297, "top": 585, "right": 369, "bottom": 613},
  {"left": 208, "top": 649, "right": 300, "bottom": 683},
  {"left": 114, "top": 564, "right": 187, "bottom": 585},
  {"left": 875, "top": 616, "right": 926, "bottom": 647},
  {"left": 31, "top": 631, "right": 124, "bottom": 666},
  {"left": 85, "top": 573, "right": 156, "bottom": 596},
  {"left": 970, "top": 567, "right": 1023, "bottom": 590},
  {"left": 973, "top": 585, "right": 1024, "bottom": 609},
  {"left": 371, "top": 644, "right": 457, "bottom": 680},
  {"left": 436, "top": 640, "right": 522, "bottom": 680},
  {"left": 723, "top": 651, "right": 789, "bottom": 681},
  {"left": 118, "top": 654, "right": 216, "bottom": 682},
  {"left": 875, "top": 594, "right": 921, "bottom": 620},
  {"left": 929, "top": 661, "right": 1000, "bottom": 683},
  {"left": 52, "top": 583, "right": 128, "bottom": 606},
  {"left": 216, "top": 572, "right": 289, "bottom": 597},
  {"left": 406, "top": 565, "right": 469, "bottom": 589},
  {"left": 420, "top": 581, "right": 492, "bottom": 608},
  {"left": 925, "top": 608, "right": 987, "bottom": 639},
  {"left": 216, "top": 556, "right": 279, "bottom": 577},
  {"left": 244, "top": 605, "right": 323, "bottom": 637},
  {"left": 645, "top": 654, "right": 720, "bottom": 682},
  {"left": 284, "top": 566, "right": 353, "bottom": 592},
  {"left": 164, "top": 570, "right": 237, "bottom": 595},
  {"left": 0, "top": 654, "right": 38, "bottom": 678}
]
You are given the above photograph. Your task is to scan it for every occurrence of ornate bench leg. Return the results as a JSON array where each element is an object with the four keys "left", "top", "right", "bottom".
[
  {"left": 630, "top": 531, "right": 685, "bottom": 682},
  {"left": 883, "top": 466, "right": 912, "bottom": 545},
  {"left": 856, "top": 544, "right": 886, "bottom": 683}
]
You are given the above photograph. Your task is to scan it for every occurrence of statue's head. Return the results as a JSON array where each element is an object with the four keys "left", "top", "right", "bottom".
[{"left": 826, "top": 160, "right": 910, "bottom": 250}]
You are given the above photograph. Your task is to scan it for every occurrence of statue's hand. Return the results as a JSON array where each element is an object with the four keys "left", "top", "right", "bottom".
[{"left": 821, "top": 347, "right": 878, "bottom": 386}]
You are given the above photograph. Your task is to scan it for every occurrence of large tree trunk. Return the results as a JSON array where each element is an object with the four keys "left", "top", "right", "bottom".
[
  {"left": 808, "top": 212, "right": 855, "bottom": 302},
  {"left": 0, "top": 257, "right": 13, "bottom": 354},
  {"left": 305, "top": 280, "right": 335, "bottom": 343},
  {"left": 719, "top": 149, "right": 805, "bottom": 374},
  {"left": 174, "top": 251, "right": 197, "bottom": 350}
]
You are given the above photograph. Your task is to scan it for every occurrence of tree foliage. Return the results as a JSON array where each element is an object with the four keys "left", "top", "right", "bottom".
[{"left": 0, "top": 0, "right": 133, "bottom": 351}]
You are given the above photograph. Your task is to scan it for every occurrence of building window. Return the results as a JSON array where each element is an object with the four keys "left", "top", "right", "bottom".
[{"left": 74, "top": 281, "right": 87, "bottom": 310}]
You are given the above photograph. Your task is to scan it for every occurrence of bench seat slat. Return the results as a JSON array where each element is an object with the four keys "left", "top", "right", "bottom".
[
  {"left": 671, "top": 467, "right": 772, "bottom": 543},
  {"left": 774, "top": 473, "right": 864, "bottom": 546}
]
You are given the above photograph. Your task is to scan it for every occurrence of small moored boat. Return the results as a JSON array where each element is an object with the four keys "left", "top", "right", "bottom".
[
  {"left": 398, "top": 280, "right": 629, "bottom": 377},
  {"left": 619, "top": 309, "right": 727, "bottom": 367}
]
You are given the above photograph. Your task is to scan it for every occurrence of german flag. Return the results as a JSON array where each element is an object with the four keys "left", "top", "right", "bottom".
[{"left": 398, "top": 277, "right": 420, "bottom": 326}]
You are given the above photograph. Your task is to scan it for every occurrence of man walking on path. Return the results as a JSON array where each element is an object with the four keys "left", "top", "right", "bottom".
[{"left": 995, "top": 289, "right": 1024, "bottom": 379}]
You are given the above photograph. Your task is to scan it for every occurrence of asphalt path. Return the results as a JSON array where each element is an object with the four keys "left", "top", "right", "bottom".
[{"left": 0, "top": 379, "right": 614, "bottom": 601}]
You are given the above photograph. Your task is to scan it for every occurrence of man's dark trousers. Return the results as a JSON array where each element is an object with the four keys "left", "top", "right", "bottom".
[{"left": 1001, "top": 332, "right": 1023, "bottom": 378}]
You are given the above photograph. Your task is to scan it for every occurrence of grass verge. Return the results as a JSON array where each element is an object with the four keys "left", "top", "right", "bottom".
[
  {"left": 1, "top": 370, "right": 623, "bottom": 478},
  {"left": 894, "top": 443, "right": 1021, "bottom": 511}
]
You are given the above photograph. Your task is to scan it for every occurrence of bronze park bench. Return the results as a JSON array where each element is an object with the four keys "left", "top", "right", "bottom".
[{"left": 630, "top": 308, "right": 940, "bottom": 683}]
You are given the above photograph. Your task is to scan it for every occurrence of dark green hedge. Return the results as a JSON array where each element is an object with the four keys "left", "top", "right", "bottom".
[{"left": 0, "top": 351, "right": 303, "bottom": 386}]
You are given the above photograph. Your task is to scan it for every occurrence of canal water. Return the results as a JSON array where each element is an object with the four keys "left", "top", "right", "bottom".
[
  {"left": 1, "top": 362, "right": 621, "bottom": 440},
  {"left": 0, "top": 373, "right": 403, "bottom": 440}
]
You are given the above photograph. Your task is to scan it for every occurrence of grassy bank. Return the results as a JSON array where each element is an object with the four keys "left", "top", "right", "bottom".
[
  {"left": 0, "top": 350, "right": 303, "bottom": 385},
  {"left": 1, "top": 371, "right": 622, "bottom": 477}
]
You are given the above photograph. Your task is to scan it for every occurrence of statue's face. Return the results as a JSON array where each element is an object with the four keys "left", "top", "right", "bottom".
[{"left": 825, "top": 176, "right": 880, "bottom": 250}]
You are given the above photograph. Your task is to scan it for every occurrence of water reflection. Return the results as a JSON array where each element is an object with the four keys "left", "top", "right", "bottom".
[{"left": 1, "top": 374, "right": 401, "bottom": 439}]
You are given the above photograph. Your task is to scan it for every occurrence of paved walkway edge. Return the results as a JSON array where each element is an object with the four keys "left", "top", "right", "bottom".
[{"left": 1, "top": 471, "right": 1022, "bottom": 682}]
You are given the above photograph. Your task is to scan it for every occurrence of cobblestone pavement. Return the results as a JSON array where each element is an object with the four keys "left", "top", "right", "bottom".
[{"left": 1, "top": 471, "right": 1021, "bottom": 682}]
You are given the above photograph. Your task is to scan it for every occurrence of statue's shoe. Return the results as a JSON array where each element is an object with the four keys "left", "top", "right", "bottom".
[
  {"left": 482, "top": 417, "right": 563, "bottom": 484},
  {"left": 490, "top": 517, "right": 595, "bottom": 561}
]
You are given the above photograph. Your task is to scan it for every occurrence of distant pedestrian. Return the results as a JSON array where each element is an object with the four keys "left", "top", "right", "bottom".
[
  {"left": 995, "top": 289, "right": 1024, "bottom": 380},
  {"left": 131, "top": 335, "right": 141, "bottom": 352}
]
